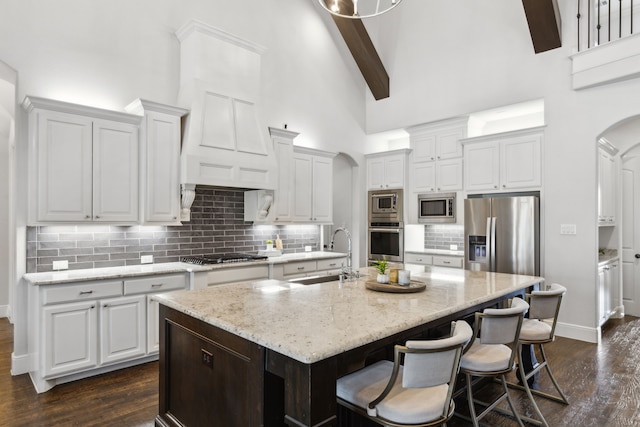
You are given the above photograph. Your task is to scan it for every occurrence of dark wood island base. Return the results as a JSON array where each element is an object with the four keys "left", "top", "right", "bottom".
[{"left": 155, "top": 285, "right": 531, "bottom": 427}]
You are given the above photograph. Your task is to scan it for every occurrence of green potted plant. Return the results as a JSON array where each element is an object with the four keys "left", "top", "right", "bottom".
[{"left": 372, "top": 258, "right": 389, "bottom": 284}]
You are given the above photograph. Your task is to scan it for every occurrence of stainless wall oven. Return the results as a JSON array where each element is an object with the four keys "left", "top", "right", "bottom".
[
  {"left": 368, "top": 226, "right": 404, "bottom": 262},
  {"left": 368, "top": 189, "right": 403, "bottom": 262}
]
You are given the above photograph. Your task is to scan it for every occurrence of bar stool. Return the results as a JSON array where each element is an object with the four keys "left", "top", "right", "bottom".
[
  {"left": 336, "top": 320, "right": 473, "bottom": 426},
  {"left": 511, "top": 283, "right": 568, "bottom": 426},
  {"left": 456, "top": 297, "right": 529, "bottom": 427}
]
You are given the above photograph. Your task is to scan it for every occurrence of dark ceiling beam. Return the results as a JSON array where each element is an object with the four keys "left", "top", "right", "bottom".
[
  {"left": 331, "top": 16, "right": 390, "bottom": 100},
  {"left": 521, "top": 0, "right": 562, "bottom": 53}
]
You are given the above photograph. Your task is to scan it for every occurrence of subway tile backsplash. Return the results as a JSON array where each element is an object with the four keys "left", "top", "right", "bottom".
[
  {"left": 26, "top": 187, "right": 320, "bottom": 273},
  {"left": 423, "top": 224, "right": 464, "bottom": 251}
]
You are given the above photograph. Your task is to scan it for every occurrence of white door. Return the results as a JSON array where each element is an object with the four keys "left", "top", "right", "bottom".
[
  {"left": 622, "top": 155, "right": 640, "bottom": 315},
  {"left": 92, "top": 119, "right": 139, "bottom": 222},
  {"left": 43, "top": 300, "right": 98, "bottom": 378},
  {"left": 100, "top": 295, "right": 146, "bottom": 365},
  {"left": 37, "top": 111, "right": 93, "bottom": 222}
]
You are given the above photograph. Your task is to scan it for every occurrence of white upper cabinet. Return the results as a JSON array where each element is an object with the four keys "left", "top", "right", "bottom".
[
  {"left": 292, "top": 147, "right": 335, "bottom": 223},
  {"left": 598, "top": 139, "right": 618, "bottom": 226},
  {"left": 24, "top": 96, "right": 141, "bottom": 224},
  {"left": 407, "top": 118, "right": 467, "bottom": 194},
  {"left": 463, "top": 127, "right": 543, "bottom": 193},
  {"left": 126, "top": 99, "right": 188, "bottom": 224},
  {"left": 270, "top": 128, "right": 298, "bottom": 223},
  {"left": 366, "top": 150, "right": 410, "bottom": 190}
]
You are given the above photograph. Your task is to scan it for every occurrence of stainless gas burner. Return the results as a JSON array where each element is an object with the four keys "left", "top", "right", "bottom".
[{"left": 181, "top": 253, "right": 269, "bottom": 265}]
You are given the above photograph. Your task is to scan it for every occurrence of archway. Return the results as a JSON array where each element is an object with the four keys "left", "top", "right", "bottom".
[{"left": 597, "top": 115, "right": 640, "bottom": 318}]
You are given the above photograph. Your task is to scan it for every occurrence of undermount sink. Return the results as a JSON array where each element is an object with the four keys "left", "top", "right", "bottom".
[{"left": 288, "top": 274, "right": 343, "bottom": 285}]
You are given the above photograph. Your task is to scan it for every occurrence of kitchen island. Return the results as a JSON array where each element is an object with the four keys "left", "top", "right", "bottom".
[{"left": 153, "top": 266, "right": 543, "bottom": 427}]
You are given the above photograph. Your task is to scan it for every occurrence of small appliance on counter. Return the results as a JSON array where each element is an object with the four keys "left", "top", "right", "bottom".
[{"left": 181, "top": 253, "right": 269, "bottom": 265}]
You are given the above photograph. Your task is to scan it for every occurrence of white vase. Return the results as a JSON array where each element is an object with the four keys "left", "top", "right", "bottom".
[
  {"left": 376, "top": 273, "right": 389, "bottom": 284},
  {"left": 266, "top": 244, "right": 273, "bottom": 251}
]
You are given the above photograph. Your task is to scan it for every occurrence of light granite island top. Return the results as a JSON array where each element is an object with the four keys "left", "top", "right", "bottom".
[
  {"left": 154, "top": 265, "right": 544, "bottom": 427},
  {"left": 154, "top": 266, "right": 543, "bottom": 364}
]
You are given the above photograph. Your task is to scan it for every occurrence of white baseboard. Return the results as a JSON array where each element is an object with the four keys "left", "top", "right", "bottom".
[
  {"left": 555, "top": 321, "right": 600, "bottom": 344},
  {"left": 11, "top": 352, "right": 30, "bottom": 375},
  {"left": 0, "top": 305, "right": 8, "bottom": 318}
]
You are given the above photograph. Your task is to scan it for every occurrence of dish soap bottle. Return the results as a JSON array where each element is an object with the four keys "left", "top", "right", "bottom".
[{"left": 275, "top": 234, "right": 283, "bottom": 251}]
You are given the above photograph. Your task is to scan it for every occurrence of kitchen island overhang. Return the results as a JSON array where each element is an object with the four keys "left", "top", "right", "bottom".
[{"left": 153, "top": 267, "right": 544, "bottom": 427}]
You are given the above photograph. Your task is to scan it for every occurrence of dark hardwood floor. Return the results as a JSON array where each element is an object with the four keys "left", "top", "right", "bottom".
[{"left": 1, "top": 315, "right": 638, "bottom": 426}]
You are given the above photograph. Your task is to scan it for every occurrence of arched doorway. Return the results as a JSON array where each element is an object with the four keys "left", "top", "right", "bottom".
[{"left": 597, "top": 115, "right": 640, "bottom": 317}]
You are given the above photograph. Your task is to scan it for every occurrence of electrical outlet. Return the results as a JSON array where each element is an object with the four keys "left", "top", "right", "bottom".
[
  {"left": 305, "top": 246, "right": 312, "bottom": 252},
  {"left": 449, "top": 244, "right": 458, "bottom": 251},
  {"left": 141, "top": 255, "right": 153, "bottom": 264},
  {"left": 201, "top": 349, "right": 213, "bottom": 369},
  {"left": 52, "top": 260, "right": 68, "bottom": 271}
]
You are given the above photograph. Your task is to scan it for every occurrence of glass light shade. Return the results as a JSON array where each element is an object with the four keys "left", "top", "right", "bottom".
[{"left": 318, "top": 0, "right": 403, "bottom": 19}]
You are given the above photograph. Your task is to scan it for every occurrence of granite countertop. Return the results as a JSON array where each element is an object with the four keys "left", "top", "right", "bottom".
[
  {"left": 599, "top": 249, "right": 619, "bottom": 266},
  {"left": 405, "top": 249, "right": 465, "bottom": 257},
  {"left": 153, "top": 266, "right": 543, "bottom": 364},
  {"left": 23, "top": 251, "right": 348, "bottom": 286}
]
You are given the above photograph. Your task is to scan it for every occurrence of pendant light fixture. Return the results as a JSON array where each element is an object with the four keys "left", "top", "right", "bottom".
[{"left": 318, "top": 0, "right": 403, "bottom": 19}]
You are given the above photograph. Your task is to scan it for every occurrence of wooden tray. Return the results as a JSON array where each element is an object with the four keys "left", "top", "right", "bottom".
[{"left": 365, "top": 279, "right": 426, "bottom": 293}]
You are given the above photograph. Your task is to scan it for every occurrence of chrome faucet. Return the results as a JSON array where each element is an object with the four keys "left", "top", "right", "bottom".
[{"left": 329, "top": 227, "right": 357, "bottom": 280}]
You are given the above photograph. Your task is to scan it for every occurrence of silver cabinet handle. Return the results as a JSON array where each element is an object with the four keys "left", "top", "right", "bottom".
[
  {"left": 79, "top": 290, "right": 93, "bottom": 295},
  {"left": 297, "top": 266, "right": 305, "bottom": 270},
  {"left": 151, "top": 284, "right": 163, "bottom": 288}
]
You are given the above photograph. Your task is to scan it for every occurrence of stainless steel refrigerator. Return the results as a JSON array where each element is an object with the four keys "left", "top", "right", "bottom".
[{"left": 464, "top": 194, "right": 540, "bottom": 275}]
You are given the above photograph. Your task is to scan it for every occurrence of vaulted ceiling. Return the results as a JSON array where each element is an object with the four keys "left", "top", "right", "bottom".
[{"left": 325, "top": 0, "right": 561, "bottom": 101}]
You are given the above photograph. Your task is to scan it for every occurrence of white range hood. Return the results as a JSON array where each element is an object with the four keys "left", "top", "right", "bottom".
[{"left": 176, "top": 20, "right": 278, "bottom": 219}]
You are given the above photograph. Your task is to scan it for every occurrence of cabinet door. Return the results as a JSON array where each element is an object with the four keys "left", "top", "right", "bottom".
[
  {"left": 465, "top": 142, "right": 500, "bottom": 191},
  {"left": 412, "top": 135, "right": 436, "bottom": 163},
  {"left": 312, "top": 155, "right": 333, "bottom": 222},
  {"left": 93, "top": 119, "right": 139, "bottom": 222},
  {"left": 367, "top": 157, "right": 386, "bottom": 190},
  {"left": 435, "top": 158, "right": 463, "bottom": 191},
  {"left": 413, "top": 162, "right": 436, "bottom": 193},
  {"left": 36, "top": 111, "right": 93, "bottom": 222},
  {"left": 100, "top": 295, "right": 146, "bottom": 365},
  {"left": 501, "top": 134, "right": 541, "bottom": 190},
  {"left": 598, "top": 149, "right": 616, "bottom": 225},
  {"left": 383, "top": 155, "right": 405, "bottom": 189},
  {"left": 436, "top": 128, "right": 464, "bottom": 160},
  {"left": 292, "top": 153, "right": 313, "bottom": 221},
  {"left": 273, "top": 137, "right": 293, "bottom": 222},
  {"left": 144, "top": 111, "right": 180, "bottom": 223},
  {"left": 43, "top": 300, "right": 98, "bottom": 378},
  {"left": 148, "top": 295, "right": 161, "bottom": 354}
]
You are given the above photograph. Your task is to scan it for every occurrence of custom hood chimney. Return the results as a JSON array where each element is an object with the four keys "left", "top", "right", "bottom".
[{"left": 176, "top": 20, "right": 277, "bottom": 220}]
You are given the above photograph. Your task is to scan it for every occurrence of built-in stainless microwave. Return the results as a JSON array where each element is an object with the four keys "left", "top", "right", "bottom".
[
  {"left": 369, "top": 189, "right": 402, "bottom": 223},
  {"left": 418, "top": 192, "right": 456, "bottom": 223}
]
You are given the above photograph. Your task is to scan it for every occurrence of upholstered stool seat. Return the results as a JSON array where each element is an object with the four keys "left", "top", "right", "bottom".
[{"left": 337, "top": 320, "right": 473, "bottom": 426}]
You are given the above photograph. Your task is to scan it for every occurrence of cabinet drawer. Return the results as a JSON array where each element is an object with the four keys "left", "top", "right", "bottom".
[
  {"left": 124, "top": 274, "right": 187, "bottom": 295},
  {"left": 283, "top": 261, "right": 317, "bottom": 276},
  {"left": 432, "top": 256, "right": 463, "bottom": 268},
  {"left": 42, "top": 280, "right": 123, "bottom": 305},
  {"left": 404, "top": 253, "right": 433, "bottom": 265},
  {"left": 317, "top": 258, "right": 346, "bottom": 271},
  {"left": 207, "top": 265, "right": 269, "bottom": 286}
]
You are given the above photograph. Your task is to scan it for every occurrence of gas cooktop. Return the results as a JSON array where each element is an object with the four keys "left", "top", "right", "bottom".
[{"left": 180, "top": 253, "right": 269, "bottom": 265}]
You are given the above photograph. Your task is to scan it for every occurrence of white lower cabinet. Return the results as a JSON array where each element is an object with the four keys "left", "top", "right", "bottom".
[
  {"left": 99, "top": 295, "right": 146, "bottom": 365},
  {"left": 43, "top": 300, "right": 98, "bottom": 379},
  {"left": 33, "top": 273, "right": 188, "bottom": 391}
]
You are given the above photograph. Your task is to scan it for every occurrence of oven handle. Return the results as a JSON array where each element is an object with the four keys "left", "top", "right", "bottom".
[
  {"left": 372, "top": 193, "right": 398, "bottom": 199},
  {"left": 369, "top": 228, "right": 402, "bottom": 233}
]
